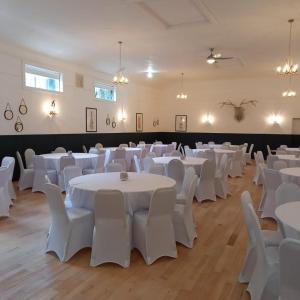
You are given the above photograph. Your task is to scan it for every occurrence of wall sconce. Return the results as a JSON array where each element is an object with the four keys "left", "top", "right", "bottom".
[
  {"left": 118, "top": 107, "right": 127, "bottom": 122},
  {"left": 201, "top": 113, "right": 215, "bottom": 124},
  {"left": 153, "top": 116, "right": 159, "bottom": 127},
  {"left": 48, "top": 100, "right": 57, "bottom": 118},
  {"left": 267, "top": 114, "right": 283, "bottom": 125}
]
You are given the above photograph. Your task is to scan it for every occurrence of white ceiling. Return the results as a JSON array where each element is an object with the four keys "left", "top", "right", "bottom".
[{"left": 0, "top": 0, "right": 300, "bottom": 86}]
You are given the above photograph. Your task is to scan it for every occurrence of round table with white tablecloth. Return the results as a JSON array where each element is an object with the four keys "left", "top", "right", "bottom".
[
  {"left": 275, "top": 202, "right": 300, "bottom": 239},
  {"left": 69, "top": 172, "right": 176, "bottom": 214},
  {"left": 284, "top": 148, "right": 300, "bottom": 155},
  {"left": 40, "top": 153, "right": 98, "bottom": 172},
  {"left": 277, "top": 155, "right": 300, "bottom": 167},
  {"left": 280, "top": 168, "right": 300, "bottom": 185},
  {"left": 153, "top": 156, "right": 207, "bottom": 176}
]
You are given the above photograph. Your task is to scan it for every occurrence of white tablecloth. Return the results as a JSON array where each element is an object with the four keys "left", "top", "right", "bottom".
[
  {"left": 69, "top": 172, "right": 176, "bottom": 214},
  {"left": 150, "top": 144, "right": 169, "bottom": 157},
  {"left": 280, "top": 167, "right": 300, "bottom": 185},
  {"left": 284, "top": 148, "right": 300, "bottom": 155},
  {"left": 41, "top": 153, "right": 98, "bottom": 172},
  {"left": 275, "top": 202, "right": 300, "bottom": 239},
  {"left": 277, "top": 155, "right": 300, "bottom": 167}
]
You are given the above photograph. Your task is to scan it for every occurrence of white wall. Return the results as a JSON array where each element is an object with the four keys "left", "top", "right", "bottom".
[
  {"left": 160, "top": 77, "right": 300, "bottom": 134},
  {"left": 0, "top": 43, "right": 161, "bottom": 135}
]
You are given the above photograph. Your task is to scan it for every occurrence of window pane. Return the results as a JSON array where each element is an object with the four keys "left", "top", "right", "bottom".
[{"left": 95, "top": 84, "right": 116, "bottom": 102}]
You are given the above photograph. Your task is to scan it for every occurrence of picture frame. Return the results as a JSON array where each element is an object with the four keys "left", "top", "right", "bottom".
[
  {"left": 175, "top": 115, "right": 187, "bottom": 132},
  {"left": 86, "top": 107, "right": 97, "bottom": 132},
  {"left": 136, "top": 113, "right": 143, "bottom": 132}
]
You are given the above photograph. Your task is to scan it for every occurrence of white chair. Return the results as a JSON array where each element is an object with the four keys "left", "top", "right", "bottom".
[
  {"left": 105, "top": 163, "right": 122, "bottom": 173},
  {"left": 119, "top": 144, "right": 128, "bottom": 148},
  {"left": 113, "top": 148, "right": 127, "bottom": 170},
  {"left": 273, "top": 160, "right": 288, "bottom": 170},
  {"left": 245, "top": 144, "right": 254, "bottom": 164},
  {"left": 133, "top": 187, "right": 177, "bottom": 265},
  {"left": 267, "top": 154, "right": 279, "bottom": 169},
  {"left": 166, "top": 159, "right": 184, "bottom": 193},
  {"left": 95, "top": 143, "right": 103, "bottom": 149},
  {"left": 143, "top": 157, "right": 155, "bottom": 173},
  {"left": 133, "top": 155, "right": 142, "bottom": 173},
  {"left": 171, "top": 142, "right": 177, "bottom": 150},
  {"left": 245, "top": 196, "right": 280, "bottom": 300},
  {"left": 195, "top": 142, "right": 203, "bottom": 149},
  {"left": 196, "top": 160, "right": 216, "bottom": 202},
  {"left": 0, "top": 167, "right": 10, "bottom": 217},
  {"left": 261, "top": 168, "right": 282, "bottom": 220},
  {"left": 129, "top": 142, "right": 136, "bottom": 148},
  {"left": 173, "top": 174, "right": 197, "bottom": 248},
  {"left": 89, "top": 147, "right": 100, "bottom": 154},
  {"left": 176, "top": 167, "right": 196, "bottom": 204},
  {"left": 267, "top": 144, "right": 276, "bottom": 155},
  {"left": 82, "top": 145, "right": 87, "bottom": 153},
  {"left": 90, "top": 190, "right": 132, "bottom": 268},
  {"left": 146, "top": 152, "right": 156, "bottom": 158},
  {"left": 16, "top": 151, "right": 34, "bottom": 191},
  {"left": 1, "top": 157, "right": 16, "bottom": 201},
  {"left": 165, "top": 144, "right": 174, "bottom": 154},
  {"left": 239, "top": 191, "right": 281, "bottom": 284},
  {"left": 58, "top": 155, "right": 75, "bottom": 190},
  {"left": 63, "top": 166, "right": 82, "bottom": 208},
  {"left": 53, "top": 147, "right": 67, "bottom": 153},
  {"left": 279, "top": 238, "right": 300, "bottom": 300},
  {"left": 83, "top": 154, "right": 105, "bottom": 175},
  {"left": 154, "top": 141, "right": 163, "bottom": 145},
  {"left": 229, "top": 150, "right": 243, "bottom": 177},
  {"left": 44, "top": 183, "right": 94, "bottom": 262},
  {"left": 139, "top": 141, "right": 145, "bottom": 145},
  {"left": 258, "top": 163, "right": 267, "bottom": 212},
  {"left": 170, "top": 150, "right": 181, "bottom": 157},
  {"left": 148, "top": 164, "right": 164, "bottom": 175},
  {"left": 208, "top": 141, "right": 215, "bottom": 145},
  {"left": 185, "top": 148, "right": 194, "bottom": 157},
  {"left": 204, "top": 149, "right": 216, "bottom": 163},
  {"left": 214, "top": 154, "right": 230, "bottom": 199},
  {"left": 32, "top": 156, "right": 57, "bottom": 193},
  {"left": 24, "top": 148, "right": 35, "bottom": 169},
  {"left": 253, "top": 152, "right": 265, "bottom": 185},
  {"left": 112, "top": 159, "right": 127, "bottom": 172}
]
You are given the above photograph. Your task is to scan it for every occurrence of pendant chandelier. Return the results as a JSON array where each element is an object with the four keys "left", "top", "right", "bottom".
[
  {"left": 176, "top": 73, "right": 187, "bottom": 99},
  {"left": 113, "top": 41, "right": 129, "bottom": 84},
  {"left": 276, "top": 19, "right": 298, "bottom": 97}
]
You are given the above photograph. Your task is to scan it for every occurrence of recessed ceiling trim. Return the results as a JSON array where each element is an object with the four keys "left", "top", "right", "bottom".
[{"left": 191, "top": 0, "right": 218, "bottom": 25}]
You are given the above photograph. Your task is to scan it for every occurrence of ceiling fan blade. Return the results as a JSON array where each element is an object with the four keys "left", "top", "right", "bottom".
[{"left": 215, "top": 57, "right": 234, "bottom": 60}]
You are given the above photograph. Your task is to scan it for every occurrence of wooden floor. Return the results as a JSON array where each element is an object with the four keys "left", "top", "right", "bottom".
[{"left": 0, "top": 165, "right": 276, "bottom": 300}]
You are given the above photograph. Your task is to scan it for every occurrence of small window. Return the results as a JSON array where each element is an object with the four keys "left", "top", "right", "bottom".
[
  {"left": 24, "top": 64, "right": 63, "bottom": 92},
  {"left": 95, "top": 83, "right": 116, "bottom": 102}
]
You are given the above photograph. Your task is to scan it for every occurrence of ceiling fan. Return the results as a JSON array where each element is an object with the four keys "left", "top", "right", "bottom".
[{"left": 206, "top": 48, "right": 234, "bottom": 64}]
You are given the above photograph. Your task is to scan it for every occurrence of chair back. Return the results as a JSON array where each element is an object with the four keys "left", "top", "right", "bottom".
[
  {"left": 273, "top": 160, "right": 287, "bottom": 170},
  {"left": 143, "top": 157, "right": 155, "bottom": 172},
  {"left": 200, "top": 160, "right": 215, "bottom": 181},
  {"left": 279, "top": 238, "right": 300, "bottom": 300},
  {"left": 149, "top": 164, "right": 164, "bottom": 175},
  {"left": 44, "top": 183, "right": 69, "bottom": 224},
  {"left": 0, "top": 166, "right": 9, "bottom": 188},
  {"left": 59, "top": 156, "right": 75, "bottom": 172},
  {"left": 165, "top": 144, "right": 174, "bottom": 153},
  {"left": 115, "top": 148, "right": 126, "bottom": 159},
  {"left": 106, "top": 163, "right": 122, "bottom": 172},
  {"left": 89, "top": 147, "right": 100, "bottom": 154},
  {"left": 248, "top": 144, "right": 254, "bottom": 155},
  {"left": 267, "top": 155, "right": 279, "bottom": 168},
  {"left": 218, "top": 154, "right": 228, "bottom": 178},
  {"left": 185, "top": 148, "right": 194, "bottom": 157},
  {"left": 182, "top": 167, "right": 196, "bottom": 196},
  {"left": 148, "top": 187, "right": 176, "bottom": 218},
  {"left": 170, "top": 150, "right": 181, "bottom": 157},
  {"left": 33, "top": 155, "right": 47, "bottom": 171},
  {"left": 146, "top": 152, "right": 156, "bottom": 158},
  {"left": 16, "top": 151, "right": 25, "bottom": 173},
  {"left": 93, "top": 154, "right": 105, "bottom": 172},
  {"left": 257, "top": 151, "right": 265, "bottom": 163},
  {"left": 263, "top": 168, "right": 282, "bottom": 192},
  {"left": 63, "top": 166, "right": 82, "bottom": 192},
  {"left": 82, "top": 145, "right": 88, "bottom": 153},
  {"left": 195, "top": 142, "right": 203, "bottom": 149},
  {"left": 53, "top": 147, "right": 66, "bottom": 153},
  {"left": 275, "top": 183, "right": 300, "bottom": 208},
  {"left": 129, "top": 142, "right": 137, "bottom": 148},
  {"left": 204, "top": 149, "right": 216, "bottom": 163},
  {"left": 184, "top": 175, "right": 198, "bottom": 213},
  {"left": 133, "top": 155, "right": 141, "bottom": 173},
  {"left": 119, "top": 144, "right": 128, "bottom": 148},
  {"left": 95, "top": 143, "right": 103, "bottom": 149},
  {"left": 166, "top": 159, "right": 184, "bottom": 187},
  {"left": 241, "top": 191, "right": 256, "bottom": 246},
  {"left": 112, "top": 159, "right": 127, "bottom": 171},
  {"left": 24, "top": 148, "right": 35, "bottom": 168},
  {"left": 1, "top": 157, "right": 15, "bottom": 180}
]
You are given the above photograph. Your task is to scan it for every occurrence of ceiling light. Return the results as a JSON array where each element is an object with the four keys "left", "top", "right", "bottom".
[
  {"left": 282, "top": 90, "right": 296, "bottom": 97},
  {"left": 176, "top": 73, "right": 187, "bottom": 100},
  {"left": 147, "top": 71, "right": 153, "bottom": 78},
  {"left": 112, "top": 41, "right": 128, "bottom": 84},
  {"left": 207, "top": 58, "right": 216, "bottom": 64}
]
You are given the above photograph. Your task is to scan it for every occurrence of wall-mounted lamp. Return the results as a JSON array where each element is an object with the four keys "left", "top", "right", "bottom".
[
  {"left": 267, "top": 114, "right": 283, "bottom": 125},
  {"left": 153, "top": 116, "right": 159, "bottom": 127},
  {"left": 118, "top": 107, "right": 127, "bottom": 122},
  {"left": 49, "top": 100, "right": 57, "bottom": 118},
  {"left": 201, "top": 113, "right": 215, "bottom": 124}
]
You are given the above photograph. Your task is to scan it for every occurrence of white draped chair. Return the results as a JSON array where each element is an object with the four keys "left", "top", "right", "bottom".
[
  {"left": 53, "top": 147, "right": 67, "bottom": 153},
  {"left": 267, "top": 144, "right": 276, "bottom": 155},
  {"left": 215, "top": 154, "right": 230, "bottom": 199},
  {"left": 44, "top": 183, "right": 94, "bottom": 262},
  {"left": 143, "top": 157, "right": 155, "bottom": 173},
  {"left": 279, "top": 238, "right": 300, "bottom": 300},
  {"left": 0, "top": 167, "right": 10, "bottom": 217},
  {"left": 239, "top": 191, "right": 281, "bottom": 284},
  {"left": 119, "top": 143, "right": 128, "bottom": 148},
  {"left": 89, "top": 147, "right": 100, "bottom": 154},
  {"left": 195, "top": 142, "right": 203, "bottom": 149},
  {"left": 133, "top": 155, "right": 142, "bottom": 173},
  {"left": 266, "top": 154, "right": 279, "bottom": 169},
  {"left": 133, "top": 187, "right": 177, "bottom": 265},
  {"left": 58, "top": 155, "right": 75, "bottom": 190},
  {"left": 176, "top": 167, "right": 196, "bottom": 204},
  {"left": 146, "top": 152, "right": 156, "bottom": 158},
  {"left": 229, "top": 150, "right": 243, "bottom": 177},
  {"left": 196, "top": 160, "right": 216, "bottom": 202},
  {"left": 258, "top": 164, "right": 267, "bottom": 212},
  {"left": 1, "top": 156, "right": 16, "bottom": 201},
  {"left": 32, "top": 156, "right": 57, "bottom": 193},
  {"left": 16, "top": 151, "right": 34, "bottom": 191},
  {"left": 245, "top": 143, "right": 254, "bottom": 164},
  {"left": 90, "top": 190, "right": 132, "bottom": 268},
  {"left": 82, "top": 145, "right": 88, "bottom": 153},
  {"left": 148, "top": 164, "right": 164, "bottom": 175},
  {"left": 113, "top": 148, "right": 127, "bottom": 170},
  {"left": 63, "top": 166, "right": 82, "bottom": 208},
  {"left": 95, "top": 143, "right": 103, "bottom": 149},
  {"left": 166, "top": 159, "right": 184, "bottom": 193},
  {"left": 105, "top": 162, "right": 123, "bottom": 173},
  {"left": 172, "top": 174, "right": 197, "bottom": 248},
  {"left": 185, "top": 148, "right": 194, "bottom": 157},
  {"left": 129, "top": 142, "right": 136, "bottom": 148},
  {"left": 24, "top": 148, "right": 35, "bottom": 169},
  {"left": 112, "top": 159, "right": 127, "bottom": 172},
  {"left": 83, "top": 154, "right": 105, "bottom": 175},
  {"left": 261, "top": 168, "right": 282, "bottom": 220}
]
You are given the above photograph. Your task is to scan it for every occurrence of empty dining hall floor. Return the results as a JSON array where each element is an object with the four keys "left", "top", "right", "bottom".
[{"left": 0, "top": 164, "right": 274, "bottom": 300}]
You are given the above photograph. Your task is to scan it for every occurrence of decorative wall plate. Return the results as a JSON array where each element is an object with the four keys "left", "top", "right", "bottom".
[
  {"left": 19, "top": 98, "right": 28, "bottom": 115},
  {"left": 4, "top": 103, "right": 13, "bottom": 120},
  {"left": 111, "top": 118, "right": 117, "bottom": 128},
  {"left": 15, "top": 116, "right": 23, "bottom": 132},
  {"left": 106, "top": 114, "right": 111, "bottom": 126}
]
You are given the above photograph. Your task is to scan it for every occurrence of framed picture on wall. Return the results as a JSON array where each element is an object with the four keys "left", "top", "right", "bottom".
[
  {"left": 136, "top": 113, "right": 143, "bottom": 132},
  {"left": 86, "top": 107, "right": 97, "bottom": 132},
  {"left": 175, "top": 115, "right": 187, "bottom": 132}
]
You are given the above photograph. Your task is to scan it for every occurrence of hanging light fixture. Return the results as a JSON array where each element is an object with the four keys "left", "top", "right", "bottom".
[
  {"left": 113, "top": 41, "right": 129, "bottom": 84},
  {"left": 176, "top": 73, "right": 187, "bottom": 99},
  {"left": 276, "top": 19, "right": 298, "bottom": 75}
]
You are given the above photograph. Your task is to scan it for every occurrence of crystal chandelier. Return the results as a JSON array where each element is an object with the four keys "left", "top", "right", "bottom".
[
  {"left": 176, "top": 73, "right": 187, "bottom": 99},
  {"left": 276, "top": 19, "right": 298, "bottom": 75},
  {"left": 113, "top": 41, "right": 128, "bottom": 84}
]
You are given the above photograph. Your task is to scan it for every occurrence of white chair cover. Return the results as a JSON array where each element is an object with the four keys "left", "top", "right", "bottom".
[
  {"left": 24, "top": 148, "right": 35, "bottom": 169},
  {"left": 44, "top": 183, "right": 94, "bottom": 262},
  {"left": 133, "top": 187, "right": 177, "bottom": 265},
  {"left": 166, "top": 159, "right": 184, "bottom": 193},
  {"left": 0, "top": 167, "right": 10, "bottom": 217},
  {"left": 253, "top": 152, "right": 264, "bottom": 185},
  {"left": 83, "top": 154, "right": 105, "bottom": 175},
  {"left": 90, "top": 190, "right": 132, "bottom": 268},
  {"left": 148, "top": 164, "right": 164, "bottom": 175},
  {"left": 229, "top": 150, "right": 243, "bottom": 177},
  {"left": 16, "top": 151, "right": 34, "bottom": 191},
  {"left": 267, "top": 154, "right": 279, "bottom": 169},
  {"left": 1, "top": 156, "right": 16, "bottom": 201},
  {"left": 89, "top": 147, "right": 100, "bottom": 154},
  {"left": 196, "top": 160, "right": 216, "bottom": 202},
  {"left": 112, "top": 159, "right": 127, "bottom": 172},
  {"left": 63, "top": 166, "right": 82, "bottom": 208},
  {"left": 146, "top": 152, "right": 156, "bottom": 158},
  {"left": 129, "top": 142, "right": 137, "bottom": 148},
  {"left": 185, "top": 148, "right": 194, "bottom": 157},
  {"left": 95, "top": 143, "right": 103, "bottom": 149},
  {"left": 58, "top": 155, "right": 75, "bottom": 190},
  {"left": 143, "top": 157, "right": 155, "bottom": 173},
  {"left": 53, "top": 147, "right": 67, "bottom": 153},
  {"left": 279, "top": 238, "right": 300, "bottom": 300},
  {"left": 214, "top": 154, "right": 230, "bottom": 199},
  {"left": 245, "top": 143, "right": 254, "bottom": 164},
  {"left": 82, "top": 145, "right": 88, "bottom": 153},
  {"left": 105, "top": 163, "right": 122, "bottom": 173},
  {"left": 133, "top": 155, "right": 142, "bottom": 173},
  {"left": 119, "top": 144, "right": 128, "bottom": 148},
  {"left": 176, "top": 167, "right": 196, "bottom": 204}
]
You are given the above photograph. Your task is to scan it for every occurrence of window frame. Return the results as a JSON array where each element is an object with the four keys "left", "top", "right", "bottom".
[
  {"left": 23, "top": 62, "right": 64, "bottom": 94},
  {"left": 94, "top": 82, "right": 117, "bottom": 103}
]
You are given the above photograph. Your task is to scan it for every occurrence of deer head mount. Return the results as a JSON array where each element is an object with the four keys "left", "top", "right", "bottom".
[{"left": 219, "top": 99, "right": 258, "bottom": 122}]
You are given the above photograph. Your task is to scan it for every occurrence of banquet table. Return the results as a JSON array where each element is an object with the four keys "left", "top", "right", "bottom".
[
  {"left": 283, "top": 148, "right": 300, "bottom": 155},
  {"left": 69, "top": 172, "right": 176, "bottom": 214},
  {"left": 280, "top": 167, "right": 300, "bottom": 185},
  {"left": 40, "top": 153, "right": 98, "bottom": 172},
  {"left": 193, "top": 148, "right": 235, "bottom": 155},
  {"left": 275, "top": 202, "right": 300, "bottom": 239},
  {"left": 104, "top": 147, "right": 142, "bottom": 170},
  {"left": 277, "top": 155, "right": 300, "bottom": 167}
]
